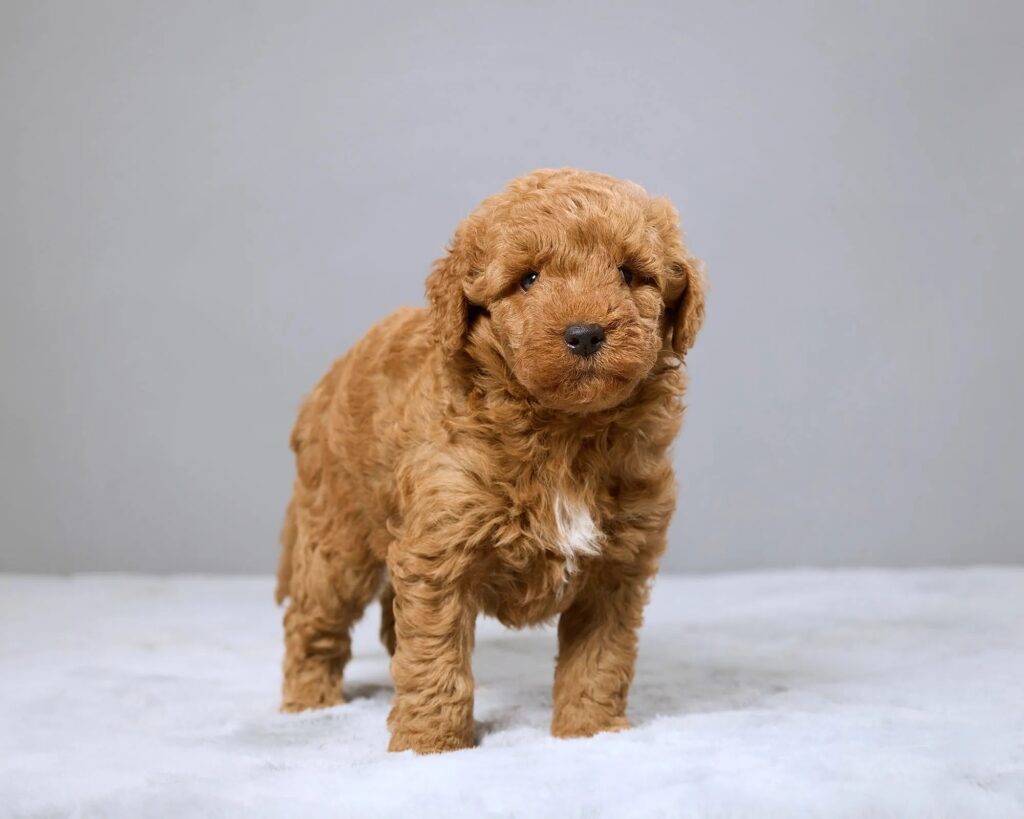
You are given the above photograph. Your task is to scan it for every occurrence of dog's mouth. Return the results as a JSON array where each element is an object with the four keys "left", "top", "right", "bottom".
[{"left": 525, "top": 358, "right": 647, "bottom": 414}]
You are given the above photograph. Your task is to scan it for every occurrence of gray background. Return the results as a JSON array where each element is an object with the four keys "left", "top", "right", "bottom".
[{"left": 2, "top": 1, "right": 1021, "bottom": 574}]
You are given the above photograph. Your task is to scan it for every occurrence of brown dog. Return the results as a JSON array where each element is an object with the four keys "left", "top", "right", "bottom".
[{"left": 275, "top": 168, "right": 706, "bottom": 753}]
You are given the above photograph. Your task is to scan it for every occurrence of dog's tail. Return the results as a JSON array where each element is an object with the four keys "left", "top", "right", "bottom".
[{"left": 275, "top": 497, "right": 298, "bottom": 605}]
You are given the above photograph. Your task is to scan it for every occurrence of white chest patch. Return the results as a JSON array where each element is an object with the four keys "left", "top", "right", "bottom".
[{"left": 553, "top": 494, "right": 603, "bottom": 574}]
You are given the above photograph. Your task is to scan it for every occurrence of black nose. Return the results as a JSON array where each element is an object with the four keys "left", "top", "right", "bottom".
[{"left": 564, "top": 323, "right": 605, "bottom": 357}]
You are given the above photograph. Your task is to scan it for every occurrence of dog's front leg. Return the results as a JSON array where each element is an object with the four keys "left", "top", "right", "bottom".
[
  {"left": 386, "top": 553, "right": 476, "bottom": 754},
  {"left": 551, "top": 564, "right": 653, "bottom": 738}
]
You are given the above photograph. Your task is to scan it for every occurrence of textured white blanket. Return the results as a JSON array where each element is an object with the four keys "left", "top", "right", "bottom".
[{"left": 1, "top": 569, "right": 1022, "bottom": 818}]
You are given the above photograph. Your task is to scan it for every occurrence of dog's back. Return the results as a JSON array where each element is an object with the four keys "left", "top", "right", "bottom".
[{"left": 274, "top": 306, "right": 438, "bottom": 607}]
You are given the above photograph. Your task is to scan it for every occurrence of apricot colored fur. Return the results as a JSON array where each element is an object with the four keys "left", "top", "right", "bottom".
[{"left": 276, "top": 168, "right": 706, "bottom": 753}]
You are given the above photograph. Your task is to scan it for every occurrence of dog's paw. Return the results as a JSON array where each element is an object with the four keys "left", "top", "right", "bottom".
[
  {"left": 280, "top": 690, "right": 344, "bottom": 713},
  {"left": 387, "top": 727, "right": 474, "bottom": 754},
  {"left": 551, "top": 713, "right": 630, "bottom": 739}
]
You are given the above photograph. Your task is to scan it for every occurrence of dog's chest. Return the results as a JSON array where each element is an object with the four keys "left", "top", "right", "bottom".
[
  {"left": 481, "top": 489, "right": 604, "bottom": 627},
  {"left": 550, "top": 494, "right": 603, "bottom": 573}
]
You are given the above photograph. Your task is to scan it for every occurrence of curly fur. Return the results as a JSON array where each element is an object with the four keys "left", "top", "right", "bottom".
[{"left": 276, "top": 168, "right": 706, "bottom": 753}]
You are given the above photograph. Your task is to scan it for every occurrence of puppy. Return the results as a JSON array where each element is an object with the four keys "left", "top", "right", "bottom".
[{"left": 276, "top": 168, "right": 706, "bottom": 753}]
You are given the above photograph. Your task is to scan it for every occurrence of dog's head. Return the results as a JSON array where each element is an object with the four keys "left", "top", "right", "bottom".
[{"left": 427, "top": 168, "right": 705, "bottom": 413}]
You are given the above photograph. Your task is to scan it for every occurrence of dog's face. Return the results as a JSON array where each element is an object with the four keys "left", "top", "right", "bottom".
[{"left": 428, "top": 169, "right": 705, "bottom": 413}]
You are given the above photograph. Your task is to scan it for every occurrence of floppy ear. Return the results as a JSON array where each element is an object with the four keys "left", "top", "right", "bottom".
[
  {"left": 670, "top": 255, "right": 707, "bottom": 356},
  {"left": 425, "top": 224, "right": 478, "bottom": 359},
  {"left": 647, "top": 195, "right": 707, "bottom": 357}
]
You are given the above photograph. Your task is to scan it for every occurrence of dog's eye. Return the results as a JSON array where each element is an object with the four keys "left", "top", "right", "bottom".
[
  {"left": 520, "top": 270, "right": 540, "bottom": 292},
  {"left": 619, "top": 265, "right": 634, "bottom": 286}
]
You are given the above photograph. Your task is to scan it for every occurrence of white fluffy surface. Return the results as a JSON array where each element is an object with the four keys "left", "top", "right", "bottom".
[{"left": 1, "top": 569, "right": 1022, "bottom": 818}]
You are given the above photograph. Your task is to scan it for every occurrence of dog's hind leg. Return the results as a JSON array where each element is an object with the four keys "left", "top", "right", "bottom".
[
  {"left": 274, "top": 497, "right": 298, "bottom": 605},
  {"left": 279, "top": 487, "right": 383, "bottom": 712},
  {"left": 379, "top": 578, "right": 397, "bottom": 657}
]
